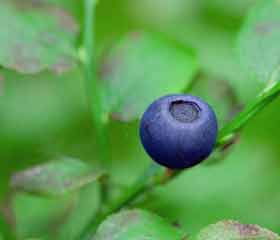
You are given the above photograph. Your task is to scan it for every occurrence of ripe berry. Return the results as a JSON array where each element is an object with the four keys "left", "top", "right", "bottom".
[{"left": 140, "top": 94, "right": 218, "bottom": 169}]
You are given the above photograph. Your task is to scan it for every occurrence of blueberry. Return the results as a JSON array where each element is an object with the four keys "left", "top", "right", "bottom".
[{"left": 139, "top": 94, "right": 218, "bottom": 169}]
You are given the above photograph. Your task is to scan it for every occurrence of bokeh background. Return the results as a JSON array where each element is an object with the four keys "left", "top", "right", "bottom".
[{"left": 1, "top": 0, "right": 280, "bottom": 239}]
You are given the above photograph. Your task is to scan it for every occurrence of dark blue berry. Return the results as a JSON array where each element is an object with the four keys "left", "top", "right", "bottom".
[{"left": 140, "top": 94, "right": 218, "bottom": 169}]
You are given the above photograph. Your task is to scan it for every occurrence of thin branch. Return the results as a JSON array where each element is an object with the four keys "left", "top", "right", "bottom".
[{"left": 217, "top": 80, "right": 280, "bottom": 146}]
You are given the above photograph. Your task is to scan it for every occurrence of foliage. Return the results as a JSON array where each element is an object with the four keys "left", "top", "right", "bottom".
[
  {"left": 10, "top": 157, "right": 105, "bottom": 196},
  {"left": 0, "top": 0, "right": 280, "bottom": 239},
  {"left": 0, "top": 0, "right": 78, "bottom": 74},
  {"left": 93, "top": 209, "right": 186, "bottom": 240},
  {"left": 196, "top": 220, "right": 280, "bottom": 240},
  {"left": 99, "top": 31, "right": 198, "bottom": 121}
]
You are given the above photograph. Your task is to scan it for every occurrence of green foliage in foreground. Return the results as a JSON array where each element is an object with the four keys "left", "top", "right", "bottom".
[{"left": 0, "top": 0, "right": 280, "bottom": 239}]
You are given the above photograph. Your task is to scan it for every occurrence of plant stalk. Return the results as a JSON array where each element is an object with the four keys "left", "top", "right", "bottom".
[{"left": 83, "top": 0, "right": 109, "bottom": 210}]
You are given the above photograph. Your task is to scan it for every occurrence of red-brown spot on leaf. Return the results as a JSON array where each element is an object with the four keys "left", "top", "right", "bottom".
[
  {"left": 232, "top": 222, "right": 260, "bottom": 236},
  {"left": 2, "top": 0, "right": 78, "bottom": 74},
  {"left": 130, "top": 31, "right": 142, "bottom": 40},
  {"left": 255, "top": 21, "right": 280, "bottom": 35},
  {"left": 51, "top": 57, "right": 75, "bottom": 75},
  {"left": 51, "top": 7, "right": 79, "bottom": 34}
]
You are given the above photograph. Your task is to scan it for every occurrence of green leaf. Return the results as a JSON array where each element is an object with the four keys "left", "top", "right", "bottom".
[
  {"left": 0, "top": 0, "right": 78, "bottom": 74},
  {"left": 99, "top": 31, "right": 198, "bottom": 122},
  {"left": 238, "top": 0, "right": 280, "bottom": 83},
  {"left": 196, "top": 220, "right": 280, "bottom": 240},
  {"left": 0, "top": 68, "right": 86, "bottom": 144},
  {"left": 10, "top": 157, "right": 105, "bottom": 196},
  {"left": 190, "top": 75, "right": 241, "bottom": 126},
  {"left": 93, "top": 209, "right": 186, "bottom": 240},
  {"left": 14, "top": 192, "right": 75, "bottom": 238},
  {"left": 56, "top": 183, "right": 99, "bottom": 240}
]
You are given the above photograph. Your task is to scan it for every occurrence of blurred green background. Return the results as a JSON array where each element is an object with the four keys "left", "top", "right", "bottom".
[{"left": 0, "top": 0, "right": 280, "bottom": 239}]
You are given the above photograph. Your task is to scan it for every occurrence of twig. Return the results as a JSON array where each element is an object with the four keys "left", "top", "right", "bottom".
[
  {"left": 217, "top": 80, "right": 280, "bottom": 146},
  {"left": 79, "top": 163, "right": 170, "bottom": 239}
]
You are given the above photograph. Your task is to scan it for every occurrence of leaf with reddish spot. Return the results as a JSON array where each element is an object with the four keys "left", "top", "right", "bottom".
[
  {"left": 0, "top": 0, "right": 78, "bottom": 74},
  {"left": 191, "top": 74, "right": 242, "bottom": 126},
  {"left": 238, "top": 0, "right": 280, "bottom": 83},
  {"left": 197, "top": 220, "right": 280, "bottom": 240},
  {"left": 10, "top": 157, "right": 105, "bottom": 196},
  {"left": 99, "top": 31, "right": 198, "bottom": 122},
  {"left": 93, "top": 209, "right": 187, "bottom": 240}
]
